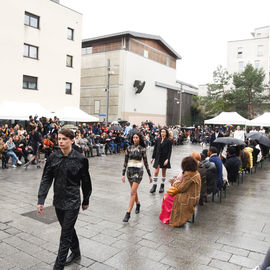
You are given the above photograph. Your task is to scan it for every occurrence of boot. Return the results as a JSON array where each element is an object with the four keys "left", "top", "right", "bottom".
[
  {"left": 135, "top": 203, "right": 140, "bottom": 214},
  {"left": 150, "top": 184, "right": 157, "bottom": 193},
  {"left": 159, "top": 183, "right": 165, "bottom": 193},
  {"left": 123, "top": 212, "right": 130, "bottom": 222},
  {"left": 65, "top": 251, "right": 81, "bottom": 266}
]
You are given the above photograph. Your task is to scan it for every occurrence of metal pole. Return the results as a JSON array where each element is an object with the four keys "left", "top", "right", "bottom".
[
  {"left": 106, "top": 59, "right": 110, "bottom": 126},
  {"left": 179, "top": 83, "right": 182, "bottom": 125}
]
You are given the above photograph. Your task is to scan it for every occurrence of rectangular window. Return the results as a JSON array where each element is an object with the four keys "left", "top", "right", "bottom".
[
  {"left": 82, "top": 47, "right": 92, "bottom": 55},
  {"left": 144, "top": 50, "right": 149, "bottom": 58},
  {"left": 257, "top": 45, "right": 263, "bottom": 56},
  {"left": 23, "top": 44, "right": 38, "bottom": 59},
  {"left": 24, "top": 12, "right": 39, "bottom": 28},
  {"left": 94, "top": 100, "right": 100, "bottom": 114},
  {"left": 67, "top": 27, "right": 74, "bottom": 40},
  {"left": 66, "top": 82, "right": 72, "bottom": 95},
  {"left": 166, "top": 56, "right": 170, "bottom": 66},
  {"left": 66, "top": 55, "right": 73, "bottom": 67},
  {"left": 23, "top": 75, "right": 38, "bottom": 90},
  {"left": 239, "top": 61, "right": 244, "bottom": 72},
  {"left": 255, "top": 60, "right": 260, "bottom": 69},
  {"left": 237, "top": 47, "right": 243, "bottom": 58}
]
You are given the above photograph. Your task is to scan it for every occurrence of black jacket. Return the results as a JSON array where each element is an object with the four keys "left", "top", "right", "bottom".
[
  {"left": 38, "top": 149, "right": 92, "bottom": 210},
  {"left": 225, "top": 154, "right": 241, "bottom": 182},
  {"left": 152, "top": 137, "right": 172, "bottom": 169},
  {"left": 202, "top": 159, "right": 217, "bottom": 194}
]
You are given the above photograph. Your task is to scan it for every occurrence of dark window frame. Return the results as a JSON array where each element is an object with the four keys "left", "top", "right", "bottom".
[
  {"left": 66, "top": 55, "right": 73, "bottom": 67},
  {"left": 66, "top": 82, "right": 72, "bottom": 95},
  {"left": 23, "top": 75, "right": 38, "bottom": 90},
  {"left": 24, "top": 11, "right": 40, "bottom": 29},
  {"left": 67, "top": 27, "right": 74, "bottom": 40},
  {"left": 24, "top": 43, "right": 39, "bottom": 59}
]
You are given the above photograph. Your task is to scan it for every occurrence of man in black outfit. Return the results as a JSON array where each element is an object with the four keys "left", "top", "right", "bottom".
[{"left": 37, "top": 129, "right": 92, "bottom": 270}]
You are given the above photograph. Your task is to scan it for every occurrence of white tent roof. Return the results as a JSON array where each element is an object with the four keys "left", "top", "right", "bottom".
[
  {"left": 54, "top": 107, "right": 99, "bottom": 122},
  {"left": 247, "top": 112, "right": 270, "bottom": 127},
  {"left": 0, "top": 101, "right": 53, "bottom": 120},
  {"left": 204, "top": 112, "right": 250, "bottom": 125}
]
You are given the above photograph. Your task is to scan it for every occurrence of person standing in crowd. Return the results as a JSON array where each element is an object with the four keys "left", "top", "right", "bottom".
[
  {"left": 150, "top": 128, "right": 172, "bottom": 193},
  {"left": 208, "top": 146, "right": 224, "bottom": 192},
  {"left": 233, "top": 126, "right": 245, "bottom": 141},
  {"left": 124, "top": 122, "right": 132, "bottom": 137},
  {"left": 24, "top": 126, "right": 43, "bottom": 168},
  {"left": 37, "top": 129, "right": 92, "bottom": 270},
  {"left": 210, "top": 126, "right": 224, "bottom": 154},
  {"left": 122, "top": 132, "right": 152, "bottom": 222}
]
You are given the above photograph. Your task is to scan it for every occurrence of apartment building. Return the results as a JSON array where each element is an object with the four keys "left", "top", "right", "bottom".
[
  {"left": 0, "top": 0, "right": 82, "bottom": 113},
  {"left": 227, "top": 26, "right": 270, "bottom": 83}
]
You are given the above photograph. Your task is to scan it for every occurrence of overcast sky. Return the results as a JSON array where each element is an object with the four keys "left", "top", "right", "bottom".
[{"left": 61, "top": 0, "right": 270, "bottom": 86}]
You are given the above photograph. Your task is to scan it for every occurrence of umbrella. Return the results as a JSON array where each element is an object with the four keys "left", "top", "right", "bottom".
[
  {"left": 224, "top": 124, "right": 233, "bottom": 128},
  {"left": 246, "top": 132, "right": 270, "bottom": 147},
  {"left": 214, "top": 137, "right": 246, "bottom": 146},
  {"left": 108, "top": 126, "right": 123, "bottom": 131},
  {"left": 62, "top": 124, "right": 78, "bottom": 130}
]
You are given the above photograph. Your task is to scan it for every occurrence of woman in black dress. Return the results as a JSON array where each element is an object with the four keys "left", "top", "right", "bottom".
[
  {"left": 150, "top": 128, "right": 172, "bottom": 193},
  {"left": 122, "top": 132, "right": 152, "bottom": 222}
]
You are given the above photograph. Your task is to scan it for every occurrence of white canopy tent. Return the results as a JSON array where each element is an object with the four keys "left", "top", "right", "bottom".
[
  {"left": 0, "top": 101, "right": 53, "bottom": 120},
  {"left": 54, "top": 107, "right": 99, "bottom": 122},
  {"left": 247, "top": 112, "right": 270, "bottom": 127},
  {"left": 204, "top": 112, "right": 250, "bottom": 125}
]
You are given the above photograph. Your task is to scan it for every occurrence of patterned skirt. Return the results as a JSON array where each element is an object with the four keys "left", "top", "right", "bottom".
[{"left": 127, "top": 167, "right": 144, "bottom": 183}]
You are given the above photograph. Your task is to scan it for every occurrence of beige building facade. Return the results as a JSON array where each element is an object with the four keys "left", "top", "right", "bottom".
[
  {"left": 0, "top": 0, "right": 82, "bottom": 113},
  {"left": 80, "top": 31, "right": 196, "bottom": 126}
]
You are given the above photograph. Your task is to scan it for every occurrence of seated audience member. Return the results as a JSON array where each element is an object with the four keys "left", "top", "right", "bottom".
[
  {"left": 6, "top": 137, "right": 22, "bottom": 168},
  {"left": 224, "top": 146, "right": 241, "bottom": 183},
  {"left": 42, "top": 135, "right": 54, "bottom": 159},
  {"left": 159, "top": 156, "right": 201, "bottom": 227},
  {"left": 190, "top": 152, "right": 207, "bottom": 206},
  {"left": 208, "top": 146, "right": 223, "bottom": 192},
  {"left": 0, "top": 137, "right": 9, "bottom": 169}
]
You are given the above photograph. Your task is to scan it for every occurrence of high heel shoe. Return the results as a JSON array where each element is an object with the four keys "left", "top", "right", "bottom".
[{"left": 123, "top": 212, "right": 130, "bottom": 222}]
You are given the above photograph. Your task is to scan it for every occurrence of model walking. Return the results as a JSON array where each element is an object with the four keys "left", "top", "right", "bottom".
[
  {"left": 150, "top": 128, "right": 172, "bottom": 193},
  {"left": 122, "top": 132, "right": 152, "bottom": 222},
  {"left": 37, "top": 129, "right": 92, "bottom": 270}
]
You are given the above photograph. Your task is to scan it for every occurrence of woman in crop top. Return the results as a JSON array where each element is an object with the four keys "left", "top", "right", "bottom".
[{"left": 122, "top": 132, "right": 152, "bottom": 222}]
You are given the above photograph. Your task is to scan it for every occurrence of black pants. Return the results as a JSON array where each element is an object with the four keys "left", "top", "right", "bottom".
[{"left": 54, "top": 208, "right": 80, "bottom": 270}]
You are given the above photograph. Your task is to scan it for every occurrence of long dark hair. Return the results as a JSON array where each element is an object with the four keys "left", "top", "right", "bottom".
[
  {"left": 159, "top": 127, "right": 169, "bottom": 138},
  {"left": 130, "top": 132, "right": 146, "bottom": 148}
]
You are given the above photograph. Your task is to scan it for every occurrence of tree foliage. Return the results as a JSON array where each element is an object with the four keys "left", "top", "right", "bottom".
[{"left": 230, "top": 64, "right": 268, "bottom": 119}]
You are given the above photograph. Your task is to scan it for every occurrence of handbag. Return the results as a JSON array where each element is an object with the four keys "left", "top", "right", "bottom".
[{"left": 166, "top": 186, "right": 179, "bottom": 196}]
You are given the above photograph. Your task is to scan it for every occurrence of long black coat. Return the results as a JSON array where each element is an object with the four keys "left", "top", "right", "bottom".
[
  {"left": 38, "top": 149, "right": 92, "bottom": 210},
  {"left": 152, "top": 137, "right": 172, "bottom": 169},
  {"left": 225, "top": 154, "right": 241, "bottom": 183},
  {"left": 202, "top": 159, "right": 217, "bottom": 194}
]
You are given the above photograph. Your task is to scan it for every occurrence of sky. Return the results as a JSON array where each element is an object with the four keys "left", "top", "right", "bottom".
[{"left": 61, "top": 0, "right": 270, "bottom": 86}]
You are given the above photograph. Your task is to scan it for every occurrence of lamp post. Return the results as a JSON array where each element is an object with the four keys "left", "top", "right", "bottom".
[{"left": 105, "top": 59, "right": 111, "bottom": 127}]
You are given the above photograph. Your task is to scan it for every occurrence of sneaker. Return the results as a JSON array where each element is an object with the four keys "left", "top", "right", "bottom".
[
  {"left": 252, "top": 267, "right": 260, "bottom": 270},
  {"left": 17, "top": 160, "right": 22, "bottom": 165},
  {"left": 11, "top": 165, "right": 17, "bottom": 168}
]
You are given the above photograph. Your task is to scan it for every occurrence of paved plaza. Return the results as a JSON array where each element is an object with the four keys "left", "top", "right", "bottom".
[{"left": 0, "top": 143, "right": 270, "bottom": 270}]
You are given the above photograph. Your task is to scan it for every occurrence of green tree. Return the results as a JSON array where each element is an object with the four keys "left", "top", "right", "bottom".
[
  {"left": 205, "top": 65, "right": 232, "bottom": 116},
  {"left": 231, "top": 64, "right": 268, "bottom": 119}
]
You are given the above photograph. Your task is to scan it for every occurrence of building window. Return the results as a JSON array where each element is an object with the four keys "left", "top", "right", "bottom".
[
  {"left": 82, "top": 47, "right": 92, "bottom": 55},
  {"left": 65, "top": 82, "right": 72, "bottom": 94},
  {"left": 144, "top": 50, "right": 149, "bottom": 58},
  {"left": 237, "top": 47, "right": 243, "bottom": 58},
  {"left": 24, "top": 44, "right": 38, "bottom": 59},
  {"left": 255, "top": 60, "right": 260, "bottom": 69},
  {"left": 257, "top": 33, "right": 261, "bottom": 38},
  {"left": 66, "top": 55, "right": 73, "bottom": 67},
  {"left": 94, "top": 100, "right": 100, "bottom": 114},
  {"left": 166, "top": 56, "right": 170, "bottom": 66},
  {"left": 23, "top": 75, "right": 38, "bottom": 90},
  {"left": 67, "top": 28, "right": 74, "bottom": 40},
  {"left": 24, "top": 12, "right": 39, "bottom": 29},
  {"left": 239, "top": 61, "right": 244, "bottom": 72},
  {"left": 257, "top": 45, "right": 263, "bottom": 56}
]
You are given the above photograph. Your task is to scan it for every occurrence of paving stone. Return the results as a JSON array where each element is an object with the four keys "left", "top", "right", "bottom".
[
  {"left": 0, "top": 257, "right": 15, "bottom": 269},
  {"left": 89, "top": 262, "right": 117, "bottom": 270},
  {"left": 136, "top": 246, "right": 166, "bottom": 262},
  {"left": 4, "top": 251, "right": 40, "bottom": 269},
  {"left": 229, "top": 254, "right": 260, "bottom": 268},
  {"left": 91, "top": 233, "right": 118, "bottom": 245},
  {"left": 248, "top": 251, "right": 265, "bottom": 262},
  {"left": 221, "top": 245, "right": 249, "bottom": 257},
  {"left": 209, "top": 259, "right": 241, "bottom": 270}
]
